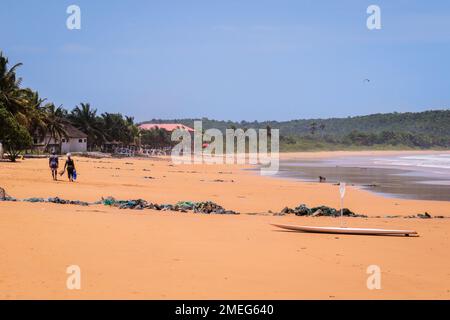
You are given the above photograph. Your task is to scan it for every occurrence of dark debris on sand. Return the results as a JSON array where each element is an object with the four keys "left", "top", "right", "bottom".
[
  {"left": 101, "top": 197, "right": 239, "bottom": 215},
  {"left": 0, "top": 187, "right": 445, "bottom": 218},
  {"left": 277, "top": 204, "right": 367, "bottom": 218}
]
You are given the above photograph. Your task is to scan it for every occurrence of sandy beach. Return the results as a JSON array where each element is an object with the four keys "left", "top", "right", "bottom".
[{"left": 1, "top": 151, "right": 450, "bottom": 299}]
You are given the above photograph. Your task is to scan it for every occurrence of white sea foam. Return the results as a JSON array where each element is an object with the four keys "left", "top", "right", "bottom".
[{"left": 373, "top": 154, "right": 450, "bottom": 170}]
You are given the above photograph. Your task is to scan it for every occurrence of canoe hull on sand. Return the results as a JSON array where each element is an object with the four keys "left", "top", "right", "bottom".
[{"left": 271, "top": 224, "right": 418, "bottom": 236}]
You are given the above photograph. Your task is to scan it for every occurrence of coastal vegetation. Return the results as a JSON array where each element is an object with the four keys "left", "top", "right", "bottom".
[
  {"left": 142, "top": 110, "right": 450, "bottom": 151},
  {"left": 0, "top": 52, "right": 141, "bottom": 160}
]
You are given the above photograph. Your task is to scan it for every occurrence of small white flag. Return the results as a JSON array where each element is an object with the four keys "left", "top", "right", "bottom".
[{"left": 339, "top": 182, "right": 346, "bottom": 199}]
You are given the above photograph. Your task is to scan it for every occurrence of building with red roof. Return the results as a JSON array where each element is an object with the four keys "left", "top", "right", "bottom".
[{"left": 138, "top": 123, "right": 194, "bottom": 132}]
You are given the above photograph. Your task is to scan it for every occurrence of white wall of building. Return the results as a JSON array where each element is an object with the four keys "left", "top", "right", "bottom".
[
  {"left": 61, "top": 138, "right": 87, "bottom": 154},
  {"left": 35, "top": 136, "right": 87, "bottom": 154}
]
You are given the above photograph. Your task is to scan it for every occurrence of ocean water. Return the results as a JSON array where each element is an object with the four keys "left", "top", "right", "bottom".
[
  {"left": 277, "top": 153, "right": 450, "bottom": 201},
  {"left": 373, "top": 154, "right": 450, "bottom": 171}
]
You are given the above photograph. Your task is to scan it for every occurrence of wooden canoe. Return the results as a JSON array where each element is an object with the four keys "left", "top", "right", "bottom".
[{"left": 271, "top": 224, "right": 418, "bottom": 236}]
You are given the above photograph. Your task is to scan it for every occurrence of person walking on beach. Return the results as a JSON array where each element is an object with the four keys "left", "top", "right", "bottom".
[
  {"left": 62, "top": 153, "right": 76, "bottom": 182},
  {"left": 49, "top": 151, "right": 59, "bottom": 181}
]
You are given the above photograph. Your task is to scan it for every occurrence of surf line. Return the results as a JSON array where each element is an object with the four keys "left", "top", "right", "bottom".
[{"left": 175, "top": 304, "right": 210, "bottom": 318}]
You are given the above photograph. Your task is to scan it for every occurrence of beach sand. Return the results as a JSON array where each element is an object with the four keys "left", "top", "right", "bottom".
[{"left": 1, "top": 151, "right": 449, "bottom": 299}]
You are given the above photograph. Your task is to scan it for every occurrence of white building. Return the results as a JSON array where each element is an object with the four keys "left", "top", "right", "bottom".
[{"left": 34, "top": 124, "right": 88, "bottom": 154}]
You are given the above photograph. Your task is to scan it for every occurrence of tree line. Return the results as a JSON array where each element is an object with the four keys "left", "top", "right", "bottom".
[
  {"left": 146, "top": 110, "right": 450, "bottom": 140},
  {"left": 0, "top": 52, "right": 143, "bottom": 161},
  {"left": 280, "top": 130, "right": 450, "bottom": 150},
  {"left": 143, "top": 111, "right": 450, "bottom": 150}
]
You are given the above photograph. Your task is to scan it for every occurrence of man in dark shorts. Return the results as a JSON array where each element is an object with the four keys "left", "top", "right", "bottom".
[
  {"left": 49, "top": 151, "right": 59, "bottom": 181},
  {"left": 63, "top": 153, "right": 76, "bottom": 182}
]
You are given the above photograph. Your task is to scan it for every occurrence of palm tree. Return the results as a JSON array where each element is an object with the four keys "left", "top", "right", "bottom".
[
  {"left": 69, "top": 103, "right": 105, "bottom": 149},
  {"left": 0, "top": 53, "right": 48, "bottom": 132},
  {"left": 42, "top": 103, "right": 69, "bottom": 151},
  {"left": 0, "top": 52, "right": 38, "bottom": 127},
  {"left": 125, "top": 116, "right": 139, "bottom": 145},
  {"left": 101, "top": 112, "right": 127, "bottom": 144},
  {"left": 27, "top": 91, "right": 48, "bottom": 137},
  {"left": 319, "top": 123, "right": 326, "bottom": 131},
  {"left": 0, "top": 52, "right": 24, "bottom": 113},
  {"left": 309, "top": 122, "right": 318, "bottom": 135},
  {"left": 0, "top": 52, "right": 50, "bottom": 157},
  {"left": 319, "top": 123, "right": 326, "bottom": 138}
]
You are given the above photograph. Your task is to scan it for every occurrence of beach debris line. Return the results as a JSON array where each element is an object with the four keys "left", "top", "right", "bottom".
[
  {"left": 212, "top": 179, "right": 235, "bottom": 183},
  {"left": 22, "top": 197, "right": 91, "bottom": 206},
  {"left": 0, "top": 187, "right": 17, "bottom": 201},
  {"left": 404, "top": 212, "right": 437, "bottom": 219},
  {"left": 0, "top": 187, "right": 13, "bottom": 201},
  {"left": 0, "top": 193, "right": 239, "bottom": 215},
  {"left": 0, "top": 187, "right": 6, "bottom": 200},
  {"left": 193, "top": 201, "right": 238, "bottom": 214},
  {"left": 380, "top": 212, "right": 445, "bottom": 219},
  {"left": 0, "top": 188, "right": 445, "bottom": 218},
  {"left": 278, "top": 204, "right": 368, "bottom": 218},
  {"left": 101, "top": 197, "right": 239, "bottom": 214},
  {"left": 0, "top": 187, "right": 238, "bottom": 214},
  {"left": 48, "top": 197, "right": 90, "bottom": 206}
]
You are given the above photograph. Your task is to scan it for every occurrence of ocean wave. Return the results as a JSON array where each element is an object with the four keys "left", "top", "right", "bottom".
[{"left": 373, "top": 154, "right": 450, "bottom": 170}]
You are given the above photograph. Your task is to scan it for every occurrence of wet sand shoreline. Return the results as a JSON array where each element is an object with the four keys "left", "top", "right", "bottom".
[{"left": 277, "top": 152, "right": 450, "bottom": 201}]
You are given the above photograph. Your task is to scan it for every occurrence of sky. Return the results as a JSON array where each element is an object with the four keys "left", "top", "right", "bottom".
[{"left": 1, "top": 0, "right": 450, "bottom": 122}]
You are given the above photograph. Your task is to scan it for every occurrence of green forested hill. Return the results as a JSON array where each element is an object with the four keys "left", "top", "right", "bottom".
[
  {"left": 142, "top": 110, "right": 450, "bottom": 137},
  {"left": 141, "top": 110, "right": 450, "bottom": 150}
]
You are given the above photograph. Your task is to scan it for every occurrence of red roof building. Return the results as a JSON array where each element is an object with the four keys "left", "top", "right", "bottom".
[{"left": 139, "top": 123, "right": 194, "bottom": 132}]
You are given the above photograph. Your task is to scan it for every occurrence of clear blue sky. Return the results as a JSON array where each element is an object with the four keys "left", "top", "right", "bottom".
[{"left": 1, "top": 0, "right": 449, "bottom": 121}]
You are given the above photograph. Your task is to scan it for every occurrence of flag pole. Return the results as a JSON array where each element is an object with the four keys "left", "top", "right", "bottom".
[{"left": 339, "top": 182, "right": 346, "bottom": 228}]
